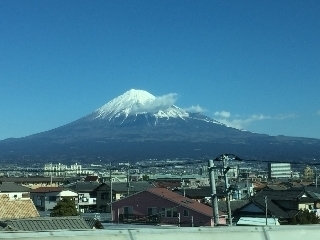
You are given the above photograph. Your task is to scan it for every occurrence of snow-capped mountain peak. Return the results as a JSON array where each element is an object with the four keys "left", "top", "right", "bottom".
[{"left": 94, "top": 89, "right": 189, "bottom": 120}]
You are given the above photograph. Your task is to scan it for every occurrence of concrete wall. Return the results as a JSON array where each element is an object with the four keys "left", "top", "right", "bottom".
[{"left": 1, "top": 225, "right": 320, "bottom": 240}]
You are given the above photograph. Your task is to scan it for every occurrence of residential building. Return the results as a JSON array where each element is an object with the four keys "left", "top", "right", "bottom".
[
  {"left": 268, "top": 163, "right": 291, "bottom": 179},
  {"left": 0, "top": 182, "right": 31, "bottom": 200},
  {"left": 94, "top": 182, "right": 155, "bottom": 213},
  {"left": 84, "top": 175, "right": 99, "bottom": 183},
  {"left": 111, "top": 188, "right": 226, "bottom": 227},
  {"left": 233, "top": 188, "right": 320, "bottom": 224},
  {"left": 230, "top": 181, "right": 254, "bottom": 200},
  {"left": 44, "top": 163, "right": 82, "bottom": 177},
  {"left": 304, "top": 166, "right": 314, "bottom": 179},
  {"left": 30, "top": 187, "right": 78, "bottom": 211},
  {"left": 64, "top": 181, "right": 100, "bottom": 213}
]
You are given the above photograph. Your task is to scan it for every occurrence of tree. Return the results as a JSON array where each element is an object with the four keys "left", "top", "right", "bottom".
[
  {"left": 142, "top": 174, "right": 150, "bottom": 181},
  {"left": 289, "top": 209, "right": 319, "bottom": 225},
  {"left": 50, "top": 197, "right": 79, "bottom": 217}
]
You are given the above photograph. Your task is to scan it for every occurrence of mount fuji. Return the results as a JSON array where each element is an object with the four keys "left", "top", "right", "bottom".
[{"left": 1, "top": 89, "right": 320, "bottom": 163}]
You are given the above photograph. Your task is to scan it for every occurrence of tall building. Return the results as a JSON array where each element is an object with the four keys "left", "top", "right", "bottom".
[{"left": 268, "top": 163, "right": 291, "bottom": 179}]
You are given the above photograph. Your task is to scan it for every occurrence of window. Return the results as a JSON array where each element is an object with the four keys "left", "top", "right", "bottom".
[
  {"left": 101, "top": 192, "right": 109, "bottom": 200},
  {"left": 172, "top": 207, "right": 178, "bottom": 217},
  {"left": 48, "top": 196, "right": 56, "bottom": 202},
  {"left": 161, "top": 208, "right": 179, "bottom": 218},
  {"left": 166, "top": 208, "right": 172, "bottom": 217},
  {"left": 161, "top": 208, "right": 166, "bottom": 217},
  {"left": 183, "top": 209, "right": 189, "bottom": 217},
  {"left": 123, "top": 206, "right": 133, "bottom": 215},
  {"left": 147, "top": 207, "right": 157, "bottom": 216}
]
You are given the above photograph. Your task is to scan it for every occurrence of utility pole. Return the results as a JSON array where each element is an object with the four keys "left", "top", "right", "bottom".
[
  {"left": 214, "top": 154, "right": 242, "bottom": 226},
  {"left": 265, "top": 196, "right": 268, "bottom": 225},
  {"left": 110, "top": 162, "right": 113, "bottom": 222},
  {"left": 208, "top": 159, "right": 219, "bottom": 225},
  {"left": 127, "top": 162, "right": 130, "bottom": 196},
  {"left": 246, "top": 171, "right": 250, "bottom": 199},
  {"left": 222, "top": 155, "right": 232, "bottom": 226},
  {"left": 181, "top": 172, "right": 186, "bottom": 197},
  {"left": 315, "top": 167, "right": 318, "bottom": 190}
]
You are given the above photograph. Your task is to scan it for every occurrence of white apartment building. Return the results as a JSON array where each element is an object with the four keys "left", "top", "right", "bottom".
[
  {"left": 268, "top": 162, "right": 291, "bottom": 179},
  {"left": 44, "top": 163, "right": 82, "bottom": 177}
]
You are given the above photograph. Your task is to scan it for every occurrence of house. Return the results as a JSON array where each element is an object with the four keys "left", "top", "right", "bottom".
[
  {"left": 111, "top": 188, "right": 226, "bottom": 227},
  {"left": 84, "top": 175, "right": 99, "bottom": 183},
  {"left": 229, "top": 181, "right": 254, "bottom": 200},
  {"left": 64, "top": 181, "right": 100, "bottom": 213},
  {"left": 0, "top": 194, "right": 39, "bottom": 219},
  {"left": 30, "top": 187, "right": 78, "bottom": 211},
  {"left": 94, "top": 181, "right": 155, "bottom": 212},
  {"left": 0, "top": 182, "right": 31, "bottom": 200},
  {"left": 175, "top": 186, "right": 226, "bottom": 202},
  {"left": 0, "top": 217, "right": 100, "bottom": 231},
  {"left": 233, "top": 188, "right": 320, "bottom": 224},
  {"left": 217, "top": 200, "right": 249, "bottom": 216}
]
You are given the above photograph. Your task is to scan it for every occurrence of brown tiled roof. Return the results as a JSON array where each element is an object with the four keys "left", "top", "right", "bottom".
[
  {"left": 84, "top": 176, "right": 99, "bottom": 182},
  {"left": 30, "top": 187, "right": 64, "bottom": 193},
  {"left": 147, "top": 188, "right": 215, "bottom": 217},
  {"left": 153, "top": 182, "right": 181, "bottom": 189},
  {"left": 0, "top": 195, "right": 39, "bottom": 219}
]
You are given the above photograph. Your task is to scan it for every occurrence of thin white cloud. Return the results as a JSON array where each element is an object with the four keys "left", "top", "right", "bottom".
[
  {"left": 184, "top": 105, "right": 206, "bottom": 113},
  {"left": 317, "top": 111, "right": 320, "bottom": 116},
  {"left": 214, "top": 111, "right": 231, "bottom": 118},
  {"left": 274, "top": 113, "right": 297, "bottom": 120},
  {"left": 131, "top": 93, "right": 177, "bottom": 113},
  {"left": 215, "top": 114, "right": 270, "bottom": 129},
  {"left": 214, "top": 110, "right": 298, "bottom": 129}
]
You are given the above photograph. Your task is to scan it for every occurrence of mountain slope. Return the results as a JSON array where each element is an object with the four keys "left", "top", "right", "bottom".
[{"left": 1, "top": 89, "right": 320, "bottom": 163}]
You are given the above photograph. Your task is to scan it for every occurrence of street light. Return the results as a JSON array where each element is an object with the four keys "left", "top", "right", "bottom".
[{"left": 214, "top": 154, "right": 242, "bottom": 226}]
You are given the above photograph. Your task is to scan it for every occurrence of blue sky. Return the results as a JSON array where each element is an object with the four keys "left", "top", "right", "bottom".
[{"left": 0, "top": 0, "right": 319, "bottom": 140}]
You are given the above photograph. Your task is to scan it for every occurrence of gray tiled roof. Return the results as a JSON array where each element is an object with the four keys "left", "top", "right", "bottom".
[
  {"left": 0, "top": 217, "right": 91, "bottom": 231},
  {"left": 64, "top": 181, "right": 100, "bottom": 192},
  {"left": 0, "top": 182, "right": 31, "bottom": 192},
  {"left": 83, "top": 217, "right": 104, "bottom": 229},
  {"left": 218, "top": 200, "right": 249, "bottom": 213},
  {"left": 97, "top": 182, "right": 154, "bottom": 193},
  {"left": 254, "top": 188, "right": 316, "bottom": 200}
]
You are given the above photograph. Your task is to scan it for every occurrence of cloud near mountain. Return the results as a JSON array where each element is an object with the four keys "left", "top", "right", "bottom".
[
  {"left": 214, "top": 111, "right": 270, "bottom": 129},
  {"left": 130, "top": 93, "right": 178, "bottom": 114},
  {"left": 183, "top": 105, "right": 206, "bottom": 113}
]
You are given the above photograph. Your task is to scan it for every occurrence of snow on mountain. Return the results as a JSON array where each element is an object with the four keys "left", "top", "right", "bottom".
[{"left": 93, "top": 89, "right": 189, "bottom": 121}]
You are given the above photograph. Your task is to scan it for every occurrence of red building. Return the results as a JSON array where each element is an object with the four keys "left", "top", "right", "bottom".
[{"left": 111, "top": 188, "right": 226, "bottom": 227}]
